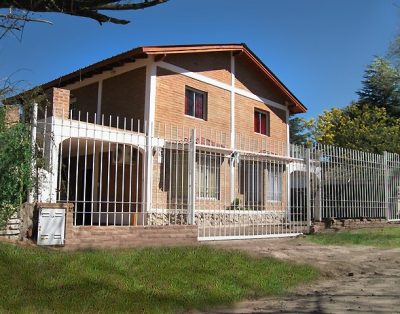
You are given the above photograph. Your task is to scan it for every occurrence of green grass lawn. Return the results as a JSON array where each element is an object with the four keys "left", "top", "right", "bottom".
[
  {"left": 0, "top": 244, "right": 318, "bottom": 313},
  {"left": 307, "top": 226, "right": 400, "bottom": 248}
]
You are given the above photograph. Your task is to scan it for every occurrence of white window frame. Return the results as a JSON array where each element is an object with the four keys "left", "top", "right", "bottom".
[
  {"left": 196, "top": 153, "right": 220, "bottom": 200},
  {"left": 185, "top": 86, "right": 207, "bottom": 120},
  {"left": 267, "top": 166, "right": 283, "bottom": 202}
]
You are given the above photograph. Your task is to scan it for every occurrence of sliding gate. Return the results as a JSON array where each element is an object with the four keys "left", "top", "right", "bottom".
[{"left": 196, "top": 145, "right": 312, "bottom": 240}]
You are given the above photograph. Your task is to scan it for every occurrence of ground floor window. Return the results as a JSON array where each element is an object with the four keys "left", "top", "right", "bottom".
[
  {"left": 243, "top": 160, "right": 264, "bottom": 206},
  {"left": 267, "top": 166, "right": 283, "bottom": 201},
  {"left": 196, "top": 153, "right": 220, "bottom": 199},
  {"left": 170, "top": 150, "right": 221, "bottom": 202},
  {"left": 241, "top": 160, "right": 284, "bottom": 207},
  {"left": 170, "top": 150, "right": 189, "bottom": 203}
]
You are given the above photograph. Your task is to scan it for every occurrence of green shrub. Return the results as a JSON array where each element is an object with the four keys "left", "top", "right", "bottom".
[{"left": 0, "top": 107, "right": 32, "bottom": 228}]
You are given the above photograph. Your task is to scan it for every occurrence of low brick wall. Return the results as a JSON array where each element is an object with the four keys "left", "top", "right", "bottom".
[
  {"left": 312, "top": 218, "right": 392, "bottom": 233},
  {"left": 64, "top": 205, "right": 197, "bottom": 250}
]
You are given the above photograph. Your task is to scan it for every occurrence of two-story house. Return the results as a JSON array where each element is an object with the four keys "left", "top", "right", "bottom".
[{"left": 28, "top": 43, "right": 307, "bottom": 246}]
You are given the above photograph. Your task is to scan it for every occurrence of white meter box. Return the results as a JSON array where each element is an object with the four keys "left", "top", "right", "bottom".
[{"left": 37, "top": 207, "right": 66, "bottom": 246}]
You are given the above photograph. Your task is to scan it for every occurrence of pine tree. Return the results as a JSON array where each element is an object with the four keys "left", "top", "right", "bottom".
[{"left": 357, "top": 57, "right": 400, "bottom": 117}]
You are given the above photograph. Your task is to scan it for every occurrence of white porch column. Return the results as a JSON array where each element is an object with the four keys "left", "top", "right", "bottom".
[
  {"left": 144, "top": 60, "right": 157, "bottom": 213},
  {"left": 47, "top": 117, "right": 62, "bottom": 203},
  {"left": 28, "top": 102, "right": 38, "bottom": 203},
  {"left": 286, "top": 109, "right": 291, "bottom": 222},
  {"left": 230, "top": 52, "right": 236, "bottom": 203}
]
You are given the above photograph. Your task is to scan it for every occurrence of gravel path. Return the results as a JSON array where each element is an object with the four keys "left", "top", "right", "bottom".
[{"left": 201, "top": 237, "right": 400, "bottom": 313}]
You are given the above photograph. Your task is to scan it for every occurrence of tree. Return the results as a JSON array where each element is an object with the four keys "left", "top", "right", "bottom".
[
  {"left": 357, "top": 57, "right": 400, "bottom": 117},
  {"left": 0, "top": 0, "right": 168, "bottom": 38},
  {"left": 388, "top": 34, "right": 400, "bottom": 68},
  {"left": 289, "top": 116, "right": 314, "bottom": 146},
  {"left": 313, "top": 103, "right": 400, "bottom": 154}
]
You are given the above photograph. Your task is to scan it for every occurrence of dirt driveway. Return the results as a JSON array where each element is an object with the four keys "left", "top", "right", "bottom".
[{"left": 202, "top": 237, "right": 400, "bottom": 313}]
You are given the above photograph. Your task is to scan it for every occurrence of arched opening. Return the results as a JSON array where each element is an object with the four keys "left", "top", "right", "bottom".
[{"left": 57, "top": 138, "right": 144, "bottom": 226}]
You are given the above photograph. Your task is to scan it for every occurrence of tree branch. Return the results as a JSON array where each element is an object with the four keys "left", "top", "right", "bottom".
[
  {"left": 0, "top": 13, "right": 53, "bottom": 25},
  {"left": 95, "top": 0, "right": 168, "bottom": 10},
  {"left": 0, "top": 1, "right": 169, "bottom": 25}
]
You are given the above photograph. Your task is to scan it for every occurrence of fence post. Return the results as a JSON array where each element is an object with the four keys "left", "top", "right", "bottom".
[
  {"left": 188, "top": 128, "right": 196, "bottom": 225},
  {"left": 383, "top": 151, "right": 390, "bottom": 220},
  {"left": 305, "top": 148, "right": 312, "bottom": 232}
]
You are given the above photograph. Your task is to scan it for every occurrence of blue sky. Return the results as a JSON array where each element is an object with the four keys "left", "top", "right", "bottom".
[{"left": 0, "top": 0, "right": 398, "bottom": 118}]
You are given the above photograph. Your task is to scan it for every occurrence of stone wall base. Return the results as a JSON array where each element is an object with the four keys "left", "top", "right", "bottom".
[
  {"left": 0, "top": 213, "right": 21, "bottom": 241},
  {"left": 311, "top": 218, "right": 394, "bottom": 233}
]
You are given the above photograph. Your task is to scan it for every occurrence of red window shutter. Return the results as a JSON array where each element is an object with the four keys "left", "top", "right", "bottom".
[
  {"left": 185, "top": 94, "right": 189, "bottom": 115},
  {"left": 185, "top": 90, "right": 194, "bottom": 116},
  {"left": 260, "top": 112, "right": 267, "bottom": 135},
  {"left": 254, "top": 111, "right": 260, "bottom": 133},
  {"left": 195, "top": 94, "right": 204, "bottom": 119}
]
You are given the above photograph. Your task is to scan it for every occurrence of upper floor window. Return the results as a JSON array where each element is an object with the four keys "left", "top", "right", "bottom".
[
  {"left": 185, "top": 87, "right": 207, "bottom": 120},
  {"left": 254, "top": 109, "right": 270, "bottom": 136}
]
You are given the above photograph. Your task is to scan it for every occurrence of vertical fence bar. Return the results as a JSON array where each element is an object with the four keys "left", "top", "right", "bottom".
[
  {"left": 384, "top": 151, "right": 390, "bottom": 220},
  {"left": 305, "top": 148, "right": 312, "bottom": 232}
]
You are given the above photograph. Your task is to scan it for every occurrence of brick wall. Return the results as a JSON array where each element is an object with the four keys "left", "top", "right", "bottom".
[
  {"left": 101, "top": 67, "right": 146, "bottom": 129},
  {"left": 235, "top": 53, "right": 286, "bottom": 105},
  {"left": 155, "top": 55, "right": 289, "bottom": 150},
  {"left": 164, "top": 52, "right": 231, "bottom": 85},
  {"left": 63, "top": 204, "right": 197, "bottom": 250},
  {"left": 47, "top": 88, "right": 70, "bottom": 119},
  {"left": 70, "top": 82, "right": 99, "bottom": 121},
  {"left": 235, "top": 94, "right": 287, "bottom": 152},
  {"left": 155, "top": 67, "right": 231, "bottom": 138}
]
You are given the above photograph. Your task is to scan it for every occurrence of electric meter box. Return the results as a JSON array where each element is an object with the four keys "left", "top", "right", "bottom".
[{"left": 37, "top": 207, "right": 66, "bottom": 246}]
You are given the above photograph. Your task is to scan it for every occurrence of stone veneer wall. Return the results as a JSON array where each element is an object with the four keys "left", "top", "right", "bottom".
[{"left": 0, "top": 213, "right": 21, "bottom": 240}]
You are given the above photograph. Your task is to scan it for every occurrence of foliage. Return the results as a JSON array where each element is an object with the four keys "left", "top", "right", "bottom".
[
  {"left": 357, "top": 57, "right": 400, "bottom": 117},
  {"left": 388, "top": 34, "right": 400, "bottom": 68},
  {"left": 0, "top": 107, "right": 32, "bottom": 228},
  {"left": 313, "top": 104, "right": 400, "bottom": 154},
  {"left": 289, "top": 116, "right": 314, "bottom": 146},
  {"left": 0, "top": 244, "right": 318, "bottom": 313},
  {"left": 290, "top": 35, "right": 400, "bottom": 150},
  {"left": 0, "top": 0, "right": 168, "bottom": 39},
  {"left": 307, "top": 227, "right": 400, "bottom": 248}
]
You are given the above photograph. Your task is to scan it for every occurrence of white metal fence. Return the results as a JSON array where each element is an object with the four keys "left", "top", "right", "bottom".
[{"left": 31, "top": 111, "right": 400, "bottom": 241}]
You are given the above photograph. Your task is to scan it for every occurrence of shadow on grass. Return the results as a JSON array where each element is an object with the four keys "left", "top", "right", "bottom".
[{"left": 0, "top": 244, "right": 318, "bottom": 313}]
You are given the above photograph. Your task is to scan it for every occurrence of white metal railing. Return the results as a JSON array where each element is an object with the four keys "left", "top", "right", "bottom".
[{"left": 31, "top": 110, "right": 400, "bottom": 240}]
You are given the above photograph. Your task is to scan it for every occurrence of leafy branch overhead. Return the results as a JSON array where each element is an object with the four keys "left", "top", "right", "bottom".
[{"left": 0, "top": 0, "right": 168, "bottom": 31}]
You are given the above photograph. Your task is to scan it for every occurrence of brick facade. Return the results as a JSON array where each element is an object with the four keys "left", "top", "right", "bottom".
[
  {"left": 48, "top": 88, "right": 71, "bottom": 119},
  {"left": 164, "top": 52, "right": 232, "bottom": 85},
  {"left": 152, "top": 52, "right": 290, "bottom": 212},
  {"left": 70, "top": 82, "right": 99, "bottom": 121}
]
